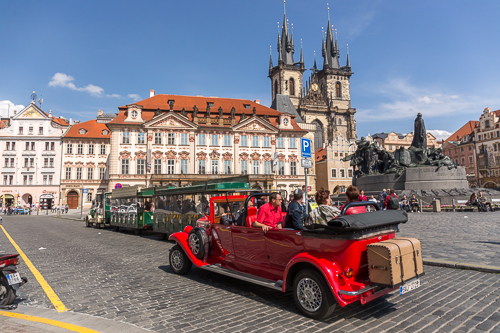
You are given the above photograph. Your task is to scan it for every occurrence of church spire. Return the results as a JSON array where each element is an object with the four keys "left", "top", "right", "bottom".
[
  {"left": 299, "top": 39, "right": 304, "bottom": 67},
  {"left": 322, "top": 4, "right": 340, "bottom": 69},
  {"left": 269, "top": 45, "right": 273, "bottom": 72},
  {"left": 277, "top": 0, "right": 294, "bottom": 65},
  {"left": 346, "top": 44, "right": 350, "bottom": 68}
]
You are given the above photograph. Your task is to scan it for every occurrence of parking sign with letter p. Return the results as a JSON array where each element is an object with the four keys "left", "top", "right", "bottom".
[{"left": 301, "top": 138, "right": 311, "bottom": 158}]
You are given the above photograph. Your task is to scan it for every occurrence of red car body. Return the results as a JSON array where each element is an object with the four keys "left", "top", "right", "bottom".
[{"left": 169, "top": 194, "right": 407, "bottom": 318}]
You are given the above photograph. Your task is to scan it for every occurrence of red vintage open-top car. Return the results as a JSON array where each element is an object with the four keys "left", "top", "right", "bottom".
[{"left": 169, "top": 192, "right": 417, "bottom": 319}]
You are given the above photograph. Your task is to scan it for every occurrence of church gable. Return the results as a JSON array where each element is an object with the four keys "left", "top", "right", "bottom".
[{"left": 14, "top": 103, "right": 48, "bottom": 119}]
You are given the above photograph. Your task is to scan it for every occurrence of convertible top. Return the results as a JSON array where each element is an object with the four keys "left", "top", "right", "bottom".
[{"left": 302, "top": 210, "right": 408, "bottom": 240}]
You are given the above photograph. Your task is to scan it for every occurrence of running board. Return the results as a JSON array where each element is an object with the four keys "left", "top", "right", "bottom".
[{"left": 200, "top": 264, "right": 283, "bottom": 291}]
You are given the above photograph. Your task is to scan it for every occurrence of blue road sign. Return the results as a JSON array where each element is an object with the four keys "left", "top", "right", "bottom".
[
  {"left": 83, "top": 188, "right": 89, "bottom": 194},
  {"left": 301, "top": 138, "right": 312, "bottom": 158}
]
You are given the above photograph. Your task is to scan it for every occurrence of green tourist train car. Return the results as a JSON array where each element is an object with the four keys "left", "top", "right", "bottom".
[
  {"left": 153, "top": 180, "right": 251, "bottom": 239},
  {"left": 110, "top": 186, "right": 154, "bottom": 234},
  {"left": 85, "top": 191, "right": 111, "bottom": 229}
]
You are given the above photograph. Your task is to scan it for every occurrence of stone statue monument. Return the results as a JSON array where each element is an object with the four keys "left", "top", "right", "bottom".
[{"left": 411, "top": 113, "right": 427, "bottom": 149}]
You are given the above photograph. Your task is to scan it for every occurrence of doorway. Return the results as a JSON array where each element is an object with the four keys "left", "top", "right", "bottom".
[{"left": 67, "top": 191, "right": 79, "bottom": 209}]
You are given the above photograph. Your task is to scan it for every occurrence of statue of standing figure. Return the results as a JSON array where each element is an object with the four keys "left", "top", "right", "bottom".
[{"left": 411, "top": 113, "right": 427, "bottom": 149}]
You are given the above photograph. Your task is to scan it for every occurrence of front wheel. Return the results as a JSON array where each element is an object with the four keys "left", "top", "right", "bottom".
[
  {"left": 0, "top": 275, "right": 16, "bottom": 306},
  {"left": 187, "top": 229, "right": 205, "bottom": 260},
  {"left": 169, "top": 245, "right": 192, "bottom": 275},
  {"left": 293, "top": 269, "right": 336, "bottom": 320}
]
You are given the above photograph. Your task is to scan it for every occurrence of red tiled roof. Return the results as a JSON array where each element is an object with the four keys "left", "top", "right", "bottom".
[
  {"left": 51, "top": 117, "right": 70, "bottom": 126},
  {"left": 444, "top": 120, "right": 478, "bottom": 144},
  {"left": 110, "top": 94, "right": 305, "bottom": 132},
  {"left": 315, "top": 147, "right": 327, "bottom": 162},
  {"left": 63, "top": 119, "right": 110, "bottom": 139}
]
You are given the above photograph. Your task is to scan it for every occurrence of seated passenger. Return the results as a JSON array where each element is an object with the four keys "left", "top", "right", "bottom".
[
  {"left": 252, "top": 192, "right": 283, "bottom": 233},
  {"left": 340, "top": 185, "right": 366, "bottom": 215},
  {"left": 308, "top": 189, "right": 341, "bottom": 225},
  {"left": 284, "top": 189, "right": 306, "bottom": 230}
]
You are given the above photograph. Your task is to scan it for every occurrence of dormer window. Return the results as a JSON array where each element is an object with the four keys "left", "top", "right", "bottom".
[
  {"left": 168, "top": 100, "right": 175, "bottom": 108},
  {"left": 79, "top": 129, "right": 87, "bottom": 135},
  {"left": 207, "top": 102, "right": 214, "bottom": 108},
  {"left": 244, "top": 104, "right": 250, "bottom": 109},
  {"left": 102, "top": 129, "right": 109, "bottom": 135},
  {"left": 485, "top": 120, "right": 490, "bottom": 128}
]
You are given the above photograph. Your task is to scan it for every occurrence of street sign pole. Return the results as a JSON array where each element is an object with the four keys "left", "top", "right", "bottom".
[
  {"left": 300, "top": 138, "right": 312, "bottom": 217},
  {"left": 305, "top": 167, "right": 308, "bottom": 217}
]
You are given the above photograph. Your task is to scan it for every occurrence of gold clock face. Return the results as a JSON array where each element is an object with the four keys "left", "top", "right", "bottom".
[{"left": 311, "top": 83, "right": 318, "bottom": 91}]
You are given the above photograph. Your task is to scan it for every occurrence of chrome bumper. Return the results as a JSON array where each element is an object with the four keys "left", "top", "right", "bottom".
[{"left": 338, "top": 285, "right": 377, "bottom": 296}]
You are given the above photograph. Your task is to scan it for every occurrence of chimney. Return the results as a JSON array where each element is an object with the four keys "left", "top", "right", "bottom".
[
  {"left": 254, "top": 100, "right": 261, "bottom": 104},
  {"left": 69, "top": 118, "right": 74, "bottom": 125},
  {"left": 150, "top": 89, "right": 155, "bottom": 97},
  {"left": 49, "top": 110, "right": 52, "bottom": 117}
]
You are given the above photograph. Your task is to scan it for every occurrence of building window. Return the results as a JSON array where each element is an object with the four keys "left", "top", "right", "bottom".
[
  {"left": 87, "top": 192, "right": 92, "bottom": 202},
  {"left": 211, "top": 134, "right": 219, "bottom": 146},
  {"left": 241, "top": 160, "right": 248, "bottom": 174},
  {"left": 340, "top": 169, "right": 345, "bottom": 178},
  {"left": 154, "top": 132, "right": 162, "bottom": 144},
  {"left": 181, "top": 159, "right": 188, "bottom": 174},
  {"left": 121, "top": 159, "right": 129, "bottom": 174},
  {"left": 389, "top": 145, "right": 393, "bottom": 151},
  {"left": 39, "top": 127, "right": 43, "bottom": 135},
  {"left": 3, "top": 175, "right": 7, "bottom": 185},
  {"left": 23, "top": 175, "right": 27, "bottom": 185},
  {"left": 99, "top": 168, "right": 105, "bottom": 180},
  {"left": 461, "top": 157, "right": 465, "bottom": 165},
  {"left": 198, "top": 134, "right": 206, "bottom": 146},
  {"left": 66, "top": 143, "right": 73, "bottom": 154},
  {"left": 253, "top": 160, "right": 259, "bottom": 174},
  {"left": 469, "top": 156, "right": 473, "bottom": 165},
  {"left": 49, "top": 158, "right": 54, "bottom": 167},
  {"left": 224, "top": 160, "right": 231, "bottom": 174},
  {"left": 460, "top": 147, "right": 464, "bottom": 152},
  {"left": 211, "top": 160, "right": 218, "bottom": 174},
  {"left": 65, "top": 168, "right": 72, "bottom": 179},
  {"left": 263, "top": 136, "right": 270, "bottom": 148},
  {"left": 181, "top": 133, "right": 188, "bottom": 145},
  {"left": 48, "top": 175, "right": 53, "bottom": 185},
  {"left": 241, "top": 135, "right": 248, "bottom": 146},
  {"left": 198, "top": 160, "right": 206, "bottom": 174},
  {"left": 153, "top": 159, "right": 161, "bottom": 175},
  {"left": 289, "top": 78, "right": 295, "bottom": 96},
  {"left": 76, "top": 167, "right": 82, "bottom": 180},
  {"left": 290, "top": 138, "right": 296, "bottom": 149},
  {"left": 291, "top": 161, "right": 297, "bottom": 175},
  {"left": 87, "top": 168, "right": 94, "bottom": 180},
  {"left": 167, "top": 133, "right": 175, "bottom": 145},
  {"left": 336, "top": 82, "right": 341, "bottom": 97},
  {"left": 88, "top": 144, "right": 94, "bottom": 155},
  {"left": 23, "top": 158, "right": 28, "bottom": 167},
  {"left": 28, "top": 127, "right": 33, "bottom": 134},
  {"left": 122, "top": 132, "right": 130, "bottom": 144},
  {"left": 137, "top": 132, "right": 145, "bottom": 144},
  {"left": 264, "top": 160, "right": 271, "bottom": 175},
  {"left": 277, "top": 137, "right": 284, "bottom": 148},
  {"left": 5, "top": 142, "right": 10, "bottom": 150},
  {"left": 43, "top": 175, "right": 49, "bottom": 185},
  {"left": 278, "top": 161, "right": 285, "bottom": 175},
  {"left": 77, "top": 144, "right": 83, "bottom": 154},
  {"left": 28, "top": 175, "right": 33, "bottom": 185},
  {"left": 9, "top": 158, "right": 14, "bottom": 167},
  {"left": 224, "top": 135, "right": 231, "bottom": 146},
  {"left": 19, "top": 126, "right": 23, "bottom": 134},
  {"left": 348, "top": 169, "right": 353, "bottom": 178},
  {"left": 167, "top": 159, "right": 175, "bottom": 174},
  {"left": 100, "top": 145, "right": 106, "bottom": 155},
  {"left": 31, "top": 142, "right": 35, "bottom": 150},
  {"left": 8, "top": 175, "right": 13, "bottom": 185},
  {"left": 134, "top": 159, "right": 143, "bottom": 175},
  {"left": 252, "top": 136, "right": 259, "bottom": 147},
  {"left": 43, "top": 158, "right": 49, "bottom": 167},
  {"left": 3, "top": 158, "right": 8, "bottom": 167}
]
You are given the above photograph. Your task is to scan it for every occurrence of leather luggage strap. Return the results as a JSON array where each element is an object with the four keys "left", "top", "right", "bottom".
[
  {"left": 398, "top": 238, "right": 420, "bottom": 278},
  {"left": 383, "top": 241, "right": 405, "bottom": 285}
]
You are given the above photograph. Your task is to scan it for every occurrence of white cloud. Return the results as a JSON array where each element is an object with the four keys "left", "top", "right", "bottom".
[
  {"left": 345, "top": 9, "right": 376, "bottom": 39},
  {"left": 106, "top": 94, "right": 122, "bottom": 98},
  {"left": 0, "top": 100, "right": 24, "bottom": 118},
  {"left": 357, "top": 78, "right": 500, "bottom": 122},
  {"left": 428, "top": 129, "right": 453, "bottom": 141},
  {"left": 49, "top": 72, "right": 105, "bottom": 97},
  {"left": 127, "top": 94, "right": 141, "bottom": 101}
]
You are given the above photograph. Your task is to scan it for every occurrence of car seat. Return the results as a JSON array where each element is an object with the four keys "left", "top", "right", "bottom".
[{"left": 246, "top": 206, "right": 258, "bottom": 227}]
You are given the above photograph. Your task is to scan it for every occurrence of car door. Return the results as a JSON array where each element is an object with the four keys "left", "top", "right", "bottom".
[
  {"left": 211, "top": 221, "right": 234, "bottom": 259},
  {"left": 265, "top": 229, "right": 304, "bottom": 271},
  {"left": 231, "top": 225, "right": 269, "bottom": 271}
]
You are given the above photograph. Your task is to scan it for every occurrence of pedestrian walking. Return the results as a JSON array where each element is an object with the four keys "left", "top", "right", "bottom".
[
  {"left": 384, "top": 189, "right": 399, "bottom": 210},
  {"left": 65, "top": 204, "right": 69, "bottom": 213},
  {"left": 377, "top": 189, "right": 387, "bottom": 210}
]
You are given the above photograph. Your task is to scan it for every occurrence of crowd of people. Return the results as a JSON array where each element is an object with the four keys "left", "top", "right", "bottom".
[
  {"left": 2, "top": 203, "right": 70, "bottom": 215},
  {"left": 469, "top": 191, "right": 491, "bottom": 212}
]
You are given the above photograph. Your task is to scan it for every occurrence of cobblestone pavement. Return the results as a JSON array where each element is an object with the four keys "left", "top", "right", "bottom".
[
  {"left": 0, "top": 215, "right": 499, "bottom": 332},
  {"left": 399, "top": 211, "right": 500, "bottom": 267}
]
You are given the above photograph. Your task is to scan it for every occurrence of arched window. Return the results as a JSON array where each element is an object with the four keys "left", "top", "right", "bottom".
[
  {"left": 289, "top": 78, "right": 295, "bottom": 96},
  {"left": 312, "top": 120, "right": 324, "bottom": 152},
  {"left": 338, "top": 118, "right": 342, "bottom": 125},
  {"left": 336, "top": 82, "right": 341, "bottom": 98},
  {"left": 274, "top": 80, "right": 278, "bottom": 97}
]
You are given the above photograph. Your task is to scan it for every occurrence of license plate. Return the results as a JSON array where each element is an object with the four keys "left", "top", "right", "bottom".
[
  {"left": 6, "top": 272, "right": 22, "bottom": 285},
  {"left": 400, "top": 278, "right": 420, "bottom": 295}
]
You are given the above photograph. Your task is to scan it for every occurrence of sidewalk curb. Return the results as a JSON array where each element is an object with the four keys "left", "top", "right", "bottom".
[
  {"left": 56, "top": 217, "right": 83, "bottom": 222},
  {"left": 424, "top": 259, "right": 500, "bottom": 273}
]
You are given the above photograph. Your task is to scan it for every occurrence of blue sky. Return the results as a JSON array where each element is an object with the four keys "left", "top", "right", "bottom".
[{"left": 1, "top": 0, "right": 500, "bottom": 141}]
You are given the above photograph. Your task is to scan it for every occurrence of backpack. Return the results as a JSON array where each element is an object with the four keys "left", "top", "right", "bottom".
[
  {"left": 388, "top": 195, "right": 400, "bottom": 210},
  {"left": 377, "top": 192, "right": 385, "bottom": 202}
]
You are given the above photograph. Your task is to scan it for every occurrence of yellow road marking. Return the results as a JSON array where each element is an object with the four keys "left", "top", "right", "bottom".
[
  {"left": 0, "top": 311, "right": 99, "bottom": 333},
  {"left": 0, "top": 225, "right": 68, "bottom": 313}
]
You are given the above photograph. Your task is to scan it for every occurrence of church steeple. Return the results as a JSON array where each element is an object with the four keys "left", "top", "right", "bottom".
[
  {"left": 277, "top": 0, "right": 294, "bottom": 65},
  {"left": 322, "top": 6, "right": 340, "bottom": 69},
  {"left": 346, "top": 44, "right": 351, "bottom": 68}
]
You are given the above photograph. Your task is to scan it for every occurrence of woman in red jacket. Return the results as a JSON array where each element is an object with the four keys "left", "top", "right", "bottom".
[{"left": 340, "top": 185, "right": 367, "bottom": 215}]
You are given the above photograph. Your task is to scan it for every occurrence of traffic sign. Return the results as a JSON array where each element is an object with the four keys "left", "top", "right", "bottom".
[
  {"left": 307, "top": 186, "right": 311, "bottom": 192},
  {"left": 82, "top": 188, "right": 88, "bottom": 194},
  {"left": 115, "top": 183, "right": 122, "bottom": 189},
  {"left": 301, "top": 138, "right": 311, "bottom": 158},
  {"left": 301, "top": 158, "right": 312, "bottom": 169}
]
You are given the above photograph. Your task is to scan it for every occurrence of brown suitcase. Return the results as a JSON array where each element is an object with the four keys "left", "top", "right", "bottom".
[{"left": 367, "top": 237, "right": 424, "bottom": 288}]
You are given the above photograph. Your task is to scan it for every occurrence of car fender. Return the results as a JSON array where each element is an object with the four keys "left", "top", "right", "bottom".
[
  {"left": 283, "top": 251, "right": 350, "bottom": 307},
  {"left": 168, "top": 231, "right": 207, "bottom": 268}
]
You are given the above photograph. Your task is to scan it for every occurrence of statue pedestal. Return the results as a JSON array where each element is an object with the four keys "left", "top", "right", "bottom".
[{"left": 353, "top": 166, "right": 469, "bottom": 192}]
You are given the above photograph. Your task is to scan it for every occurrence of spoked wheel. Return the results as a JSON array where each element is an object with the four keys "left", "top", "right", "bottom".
[
  {"left": 0, "top": 275, "right": 16, "bottom": 306},
  {"left": 293, "top": 269, "right": 336, "bottom": 320},
  {"left": 169, "top": 245, "right": 192, "bottom": 275},
  {"left": 187, "top": 229, "right": 205, "bottom": 260}
]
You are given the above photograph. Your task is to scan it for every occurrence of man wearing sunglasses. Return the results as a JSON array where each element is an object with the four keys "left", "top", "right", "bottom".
[{"left": 253, "top": 192, "right": 283, "bottom": 233}]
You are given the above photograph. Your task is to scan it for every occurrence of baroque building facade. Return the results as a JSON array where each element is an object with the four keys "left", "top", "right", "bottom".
[
  {"left": 0, "top": 101, "right": 69, "bottom": 208},
  {"left": 105, "top": 93, "right": 307, "bottom": 193},
  {"left": 371, "top": 132, "right": 438, "bottom": 152},
  {"left": 475, "top": 108, "right": 500, "bottom": 188},
  {"left": 60, "top": 116, "right": 113, "bottom": 209},
  {"left": 269, "top": 5, "right": 356, "bottom": 154}
]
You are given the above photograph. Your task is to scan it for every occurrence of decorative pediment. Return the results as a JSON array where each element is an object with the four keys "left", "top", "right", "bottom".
[
  {"left": 119, "top": 150, "right": 131, "bottom": 160},
  {"left": 289, "top": 154, "right": 298, "bottom": 162},
  {"left": 222, "top": 152, "right": 232, "bottom": 161},
  {"left": 239, "top": 152, "right": 249, "bottom": 160},
  {"left": 233, "top": 116, "right": 277, "bottom": 133},
  {"left": 209, "top": 150, "right": 220, "bottom": 160},
  {"left": 152, "top": 150, "right": 163, "bottom": 159},
  {"left": 135, "top": 150, "right": 146, "bottom": 160},
  {"left": 145, "top": 112, "right": 197, "bottom": 129},
  {"left": 15, "top": 104, "right": 47, "bottom": 119},
  {"left": 166, "top": 150, "right": 177, "bottom": 159},
  {"left": 97, "top": 162, "right": 107, "bottom": 168},
  {"left": 277, "top": 153, "right": 286, "bottom": 161},
  {"left": 251, "top": 152, "right": 261, "bottom": 161},
  {"left": 262, "top": 153, "right": 272, "bottom": 161},
  {"left": 196, "top": 151, "right": 207, "bottom": 160},
  {"left": 179, "top": 151, "right": 190, "bottom": 160}
]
